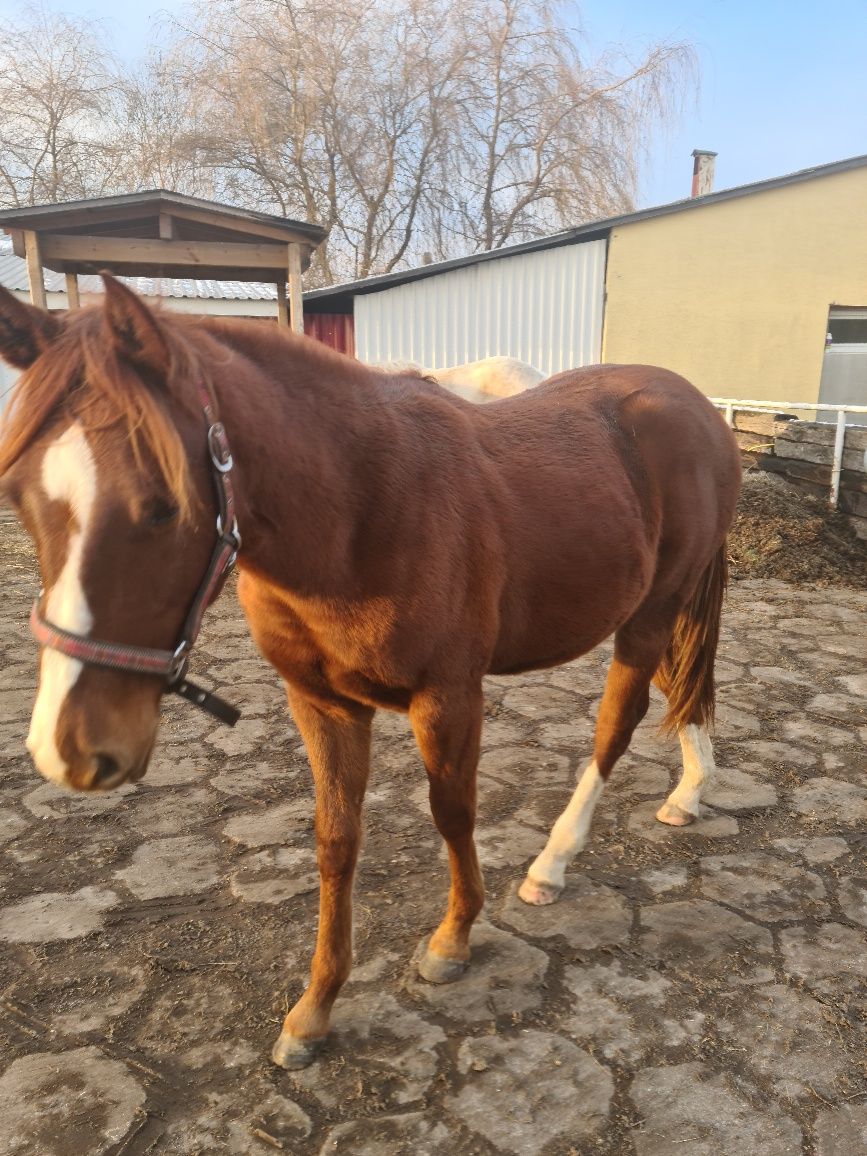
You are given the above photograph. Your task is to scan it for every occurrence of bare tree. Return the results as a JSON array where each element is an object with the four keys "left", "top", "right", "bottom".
[
  {"left": 437, "top": 0, "right": 694, "bottom": 254},
  {"left": 115, "top": 49, "right": 218, "bottom": 197},
  {"left": 0, "top": 0, "right": 696, "bottom": 282},
  {"left": 165, "top": 0, "right": 466, "bottom": 283},
  {"left": 0, "top": 4, "right": 123, "bottom": 207}
]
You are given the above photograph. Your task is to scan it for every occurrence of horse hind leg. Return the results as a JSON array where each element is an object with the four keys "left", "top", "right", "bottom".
[
  {"left": 652, "top": 543, "right": 727, "bottom": 826},
  {"left": 656, "top": 721, "right": 716, "bottom": 825},
  {"left": 519, "top": 626, "right": 666, "bottom": 906}
]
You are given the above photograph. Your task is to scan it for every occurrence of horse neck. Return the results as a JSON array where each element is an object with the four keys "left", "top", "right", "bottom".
[{"left": 207, "top": 328, "right": 383, "bottom": 591}]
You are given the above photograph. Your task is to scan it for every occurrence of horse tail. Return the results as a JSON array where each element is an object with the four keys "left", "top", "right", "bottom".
[{"left": 655, "top": 542, "right": 728, "bottom": 734}]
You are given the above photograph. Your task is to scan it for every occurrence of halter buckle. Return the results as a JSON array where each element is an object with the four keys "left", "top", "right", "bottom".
[{"left": 168, "top": 641, "right": 190, "bottom": 685}]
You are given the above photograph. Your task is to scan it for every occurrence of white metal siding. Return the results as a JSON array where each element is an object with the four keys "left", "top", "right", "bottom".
[{"left": 356, "top": 239, "right": 606, "bottom": 376}]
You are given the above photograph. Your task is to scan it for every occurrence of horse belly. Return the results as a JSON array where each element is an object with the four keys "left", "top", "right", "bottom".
[{"left": 489, "top": 509, "right": 653, "bottom": 674}]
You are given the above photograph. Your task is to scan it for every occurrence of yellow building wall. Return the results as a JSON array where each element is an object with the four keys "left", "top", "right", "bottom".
[{"left": 602, "top": 166, "right": 867, "bottom": 404}]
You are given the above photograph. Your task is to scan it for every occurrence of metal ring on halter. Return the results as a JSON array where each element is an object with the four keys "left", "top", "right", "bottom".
[
  {"left": 216, "top": 514, "right": 241, "bottom": 552},
  {"left": 208, "top": 424, "right": 234, "bottom": 472}
]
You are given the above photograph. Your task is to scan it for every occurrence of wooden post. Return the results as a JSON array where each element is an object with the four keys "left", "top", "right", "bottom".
[
  {"left": 276, "top": 281, "right": 289, "bottom": 328},
  {"left": 24, "top": 230, "right": 47, "bottom": 308},
  {"left": 65, "top": 272, "right": 81, "bottom": 310},
  {"left": 287, "top": 242, "right": 304, "bottom": 334},
  {"left": 158, "top": 213, "right": 175, "bottom": 240}
]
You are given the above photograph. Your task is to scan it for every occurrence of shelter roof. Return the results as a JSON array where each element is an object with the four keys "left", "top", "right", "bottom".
[{"left": 0, "top": 190, "right": 326, "bottom": 282}]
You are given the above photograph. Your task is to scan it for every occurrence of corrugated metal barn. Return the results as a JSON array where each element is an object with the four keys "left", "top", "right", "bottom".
[
  {"left": 304, "top": 231, "right": 611, "bottom": 375},
  {"left": 305, "top": 153, "right": 867, "bottom": 406}
]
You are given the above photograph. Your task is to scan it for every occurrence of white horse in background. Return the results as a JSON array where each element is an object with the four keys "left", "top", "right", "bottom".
[{"left": 378, "top": 356, "right": 544, "bottom": 404}]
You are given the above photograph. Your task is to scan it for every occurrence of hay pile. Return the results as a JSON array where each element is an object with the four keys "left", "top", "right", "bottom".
[{"left": 729, "top": 472, "right": 866, "bottom": 588}]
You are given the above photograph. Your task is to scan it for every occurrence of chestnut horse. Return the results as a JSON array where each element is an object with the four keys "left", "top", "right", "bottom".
[{"left": 0, "top": 278, "right": 741, "bottom": 1069}]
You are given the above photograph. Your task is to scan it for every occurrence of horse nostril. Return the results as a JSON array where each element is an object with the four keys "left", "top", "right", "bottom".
[{"left": 91, "top": 753, "right": 123, "bottom": 789}]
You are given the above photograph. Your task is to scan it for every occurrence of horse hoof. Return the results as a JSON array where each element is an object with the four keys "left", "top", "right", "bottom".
[
  {"left": 418, "top": 951, "right": 468, "bottom": 985},
  {"left": 518, "top": 876, "right": 563, "bottom": 905},
  {"left": 271, "top": 1031, "right": 326, "bottom": 1070},
  {"left": 655, "top": 802, "right": 697, "bottom": 827}
]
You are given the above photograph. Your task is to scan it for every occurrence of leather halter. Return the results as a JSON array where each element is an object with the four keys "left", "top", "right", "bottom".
[{"left": 29, "top": 383, "right": 242, "bottom": 727}]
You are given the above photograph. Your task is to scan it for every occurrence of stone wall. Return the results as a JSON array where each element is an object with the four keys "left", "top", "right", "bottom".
[{"left": 731, "top": 411, "right": 867, "bottom": 539}]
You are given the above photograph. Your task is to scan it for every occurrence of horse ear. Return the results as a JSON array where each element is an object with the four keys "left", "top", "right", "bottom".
[
  {"left": 101, "top": 273, "right": 170, "bottom": 380},
  {"left": 0, "top": 286, "right": 62, "bottom": 369}
]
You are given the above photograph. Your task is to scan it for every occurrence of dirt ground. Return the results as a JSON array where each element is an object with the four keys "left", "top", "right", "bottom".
[{"left": 0, "top": 508, "right": 865, "bottom": 1156}]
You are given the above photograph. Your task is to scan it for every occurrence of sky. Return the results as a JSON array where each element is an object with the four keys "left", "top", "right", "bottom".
[{"left": 1, "top": 0, "right": 865, "bottom": 209}]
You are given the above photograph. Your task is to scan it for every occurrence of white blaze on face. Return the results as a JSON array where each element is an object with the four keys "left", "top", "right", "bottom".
[{"left": 26, "top": 423, "right": 97, "bottom": 785}]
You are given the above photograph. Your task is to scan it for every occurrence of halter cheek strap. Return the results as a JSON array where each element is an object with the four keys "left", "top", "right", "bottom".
[{"left": 28, "top": 383, "right": 242, "bottom": 728}]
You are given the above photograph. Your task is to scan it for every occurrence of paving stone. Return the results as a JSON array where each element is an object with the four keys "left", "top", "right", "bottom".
[
  {"left": 717, "top": 984, "right": 850, "bottom": 1099},
  {"left": 713, "top": 702, "right": 762, "bottom": 738},
  {"left": 630, "top": 1062, "right": 802, "bottom": 1155},
  {"left": 561, "top": 961, "right": 674, "bottom": 1063},
  {"left": 0, "top": 808, "right": 28, "bottom": 844},
  {"left": 536, "top": 718, "right": 596, "bottom": 748},
  {"left": 639, "top": 900, "right": 775, "bottom": 984},
  {"left": 750, "top": 665, "right": 816, "bottom": 687},
  {"left": 296, "top": 991, "right": 446, "bottom": 1109},
  {"left": 807, "top": 692, "right": 864, "bottom": 720},
  {"left": 141, "top": 753, "right": 206, "bottom": 786},
  {"left": 161, "top": 1083, "right": 311, "bottom": 1153},
  {"left": 699, "top": 853, "right": 827, "bottom": 922},
  {"left": 114, "top": 836, "right": 219, "bottom": 899},
  {"left": 206, "top": 716, "right": 269, "bottom": 756},
  {"left": 0, "top": 887, "right": 118, "bottom": 942},
  {"left": 479, "top": 719, "right": 524, "bottom": 747},
  {"left": 210, "top": 759, "right": 301, "bottom": 795},
  {"left": 500, "top": 684, "right": 577, "bottom": 720},
  {"left": 703, "top": 766, "right": 779, "bottom": 811},
  {"left": 135, "top": 976, "right": 248, "bottom": 1057},
  {"left": 836, "top": 877, "right": 867, "bottom": 926},
  {"left": 781, "top": 719, "right": 854, "bottom": 748},
  {"left": 320, "top": 1114, "right": 451, "bottom": 1155},
  {"left": 474, "top": 818, "right": 552, "bottom": 870},
  {"left": 500, "top": 875, "right": 631, "bottom": 947},
  {"left": 791, "top": 777, "right": 867, "bottom": 824},
  {"left": 222, "top": 799, "right": 312, "bottom": 847},
  {"left": 127, "top": 787, "right": 215, "bottom": 837},
  {"left": 641, "top": 864, "right": 688, "bottom": 894},
  {"left": 837, "top": 672, "right": 867, "bottom": 696},
  {"left": 447, "top": 1030, "right": 613, "bottom": 1155},
  {"left": 773, "top": 836, "right": 852, "bottom": 864},
  {"left": 22, "top": 781, "right": 136, "bottom": 818},
  {"left": 22, "top": 962, "right": 148, "bottom": 1035},
  {"left": 229, "top": 845, "right": 319, "bottom": 904},
  {"left": 611, "top": 761, "right": 671, "bottom": 798},
  {"left": 403, "top": 921, "right": 549, "bottom": 1022},
  {"left": 738, "top": 739, "right": 817, "bottom": 768},
  {"left": 628, "top": 799, "right": 739, "bottom": 842},
  {"left": 0, "top": 1046, "right": 145, "bottom": 1155},
  {"left": 476, "top": 744, "right": 569, "bottom": 785},
  {"left": 814, "top": 1104, "right": 867, "bottom": 1156},
  {"left": 780, "top": 923, "right": 867, "bottom": 984}
]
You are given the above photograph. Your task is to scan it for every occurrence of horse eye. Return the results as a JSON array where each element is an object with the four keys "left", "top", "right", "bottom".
[{"left": 147, "top": 498, "right": 179, "bottom": 527}]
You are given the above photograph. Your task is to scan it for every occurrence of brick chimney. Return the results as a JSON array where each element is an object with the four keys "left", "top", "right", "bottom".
[{"left": 691, "top": 150, "right": 717, "bottom": 197}]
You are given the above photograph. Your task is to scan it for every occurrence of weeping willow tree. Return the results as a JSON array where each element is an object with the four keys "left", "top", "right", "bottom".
[{"left": 0, "top": 0, "right": 696, "bottom": 284}]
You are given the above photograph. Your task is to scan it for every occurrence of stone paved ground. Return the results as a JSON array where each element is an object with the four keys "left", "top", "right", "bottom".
[{"left": 0, "top": 515, "right": 865, "bottom": 1156}]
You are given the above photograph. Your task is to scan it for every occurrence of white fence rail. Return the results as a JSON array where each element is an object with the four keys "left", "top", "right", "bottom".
[{"left": 709, "top": 397, "right": 867, "bottom": 509}]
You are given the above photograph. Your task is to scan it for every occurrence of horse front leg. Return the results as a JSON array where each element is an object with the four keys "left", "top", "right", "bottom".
[
  {"left": 409, "top": 685, "right": 485, "bottom": 983},
  {"left": 271, "top": 692, "right": 373, "bottom": 1070}
]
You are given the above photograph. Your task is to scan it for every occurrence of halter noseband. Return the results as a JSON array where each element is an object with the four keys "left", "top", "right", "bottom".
[{"left": 29, "top": 383, "right": 242, "bottom": 728}]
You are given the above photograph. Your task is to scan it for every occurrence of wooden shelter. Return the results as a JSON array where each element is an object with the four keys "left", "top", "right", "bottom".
[{"left": 0, "top": 191, "right": 326, "bottom": 333}]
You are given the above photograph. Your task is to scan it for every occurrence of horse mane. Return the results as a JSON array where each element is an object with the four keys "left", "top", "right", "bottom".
[{"left": 0, "top": 304, "right": 205, "bottom": 519}]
